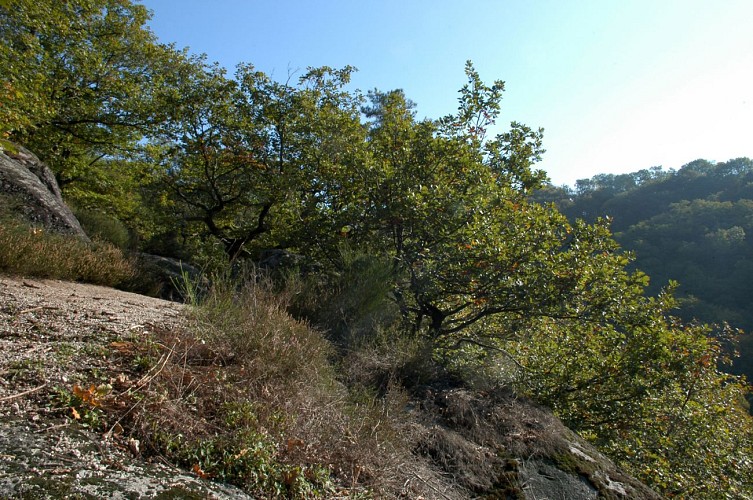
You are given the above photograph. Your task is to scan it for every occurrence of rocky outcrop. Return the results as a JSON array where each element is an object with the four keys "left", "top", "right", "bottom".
[
  {"left": 0, "top": 417, "right": 253, "bottom": 499},
  {"left": 0, "top": 275, "right": 661, "bottom": 499},
  {"left": 413, "top": 387, "right": 661, "bottom": 499},
  {"left": 0, "top": 141, "right": 88, "bottom": 239}
]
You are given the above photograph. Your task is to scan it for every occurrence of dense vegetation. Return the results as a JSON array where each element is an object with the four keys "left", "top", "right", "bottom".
[
  {"left": 2, "top": 1, "right": 752, "bottom": 497},
  {"left": 533, "top": 159, "right": 753, "bottom": 382}
]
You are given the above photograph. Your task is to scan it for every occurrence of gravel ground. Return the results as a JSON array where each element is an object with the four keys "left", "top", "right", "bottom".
[{"left": 0, "top": 275, "right": 252, "bottom": 498}]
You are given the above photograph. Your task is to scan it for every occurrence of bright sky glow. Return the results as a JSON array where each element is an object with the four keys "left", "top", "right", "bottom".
[{"left": 140, "top": 0, "right": 753, "bottom": 186}]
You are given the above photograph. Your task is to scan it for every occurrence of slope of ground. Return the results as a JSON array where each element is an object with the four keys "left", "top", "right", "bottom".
[
  {"left": 0, "top": 275, "right": 253, "bottom": 498},
  {"left": 0, "top": 274, "right": 660, "bottom": 498}
]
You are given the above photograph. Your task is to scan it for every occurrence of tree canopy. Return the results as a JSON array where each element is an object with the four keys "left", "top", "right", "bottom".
[{"left": 536, "top": 158, "right": 753, "bottom": 385}]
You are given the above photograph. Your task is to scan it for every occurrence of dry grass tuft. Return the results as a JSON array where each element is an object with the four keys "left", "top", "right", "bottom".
[
  {"left": 0, "top": 220, "right": 135, "bottom": 286},
  {"left": 105, "top": 270, "right": 432, "bottom": 497}
]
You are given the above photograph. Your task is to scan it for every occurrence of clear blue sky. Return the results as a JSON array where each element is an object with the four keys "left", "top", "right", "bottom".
[{"left": 139, "top": 0, "right": 753, "bottom": 187}]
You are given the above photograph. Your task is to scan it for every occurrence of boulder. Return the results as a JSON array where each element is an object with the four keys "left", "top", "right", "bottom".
[
  {"left": 413, "top": 386, "right": 661, "bottom": 499},
  {"left": 132, "top": 253, "right": 207, "bottom": 302},
  {"left": 0, "top": 142, "right": 88, "bottom": 240}
]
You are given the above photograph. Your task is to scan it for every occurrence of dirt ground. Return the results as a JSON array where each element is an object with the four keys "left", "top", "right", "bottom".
[
  {"left": 0, "top": 274, "right": 185, "bottom": 414},
  {"left": 0, "top": 273, "right": 184, "bottom": 399}
]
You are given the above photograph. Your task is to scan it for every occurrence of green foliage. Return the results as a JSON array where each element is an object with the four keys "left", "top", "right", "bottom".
[
  {"left": 0, "top": 0, "right": 183, "bottom": 167},
  {"left": 539, "top": 158, "right": 753, "bottom": 384},
  {"left": 508, "top": 304, "right": 753, "bottom": 497},
  {"left": 0, "top": 0, "right": 201, "bottom": 249},
  {"left": 622, "top": 198, "right": 753, "bottom": 327},
  {"left": 149, "top": 62, "right": 366, "bottom": 261},
  {"left": 345, "top": 69, "right": 658, "bottom": 363},
  {"left": 351, "top": 76, "right": 553, "bottom": 340},
  {"left": 64, "top": 156, "right": 163, "bottom": 238},
  {"left": 73, "top": 207, "right": 133, "bottom": 250},
  {"left": 153, "top": 417, "right": 335, "bottom": 498}
]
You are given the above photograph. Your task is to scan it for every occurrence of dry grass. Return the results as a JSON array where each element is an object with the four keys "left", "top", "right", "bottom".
[
  {"left": 0, "top": 220, "right": 135, "bottom": 286},
  {"left": 0, "top": 265, "right": 639, "bottom": 498},
  {"left": 108, "top": 270, "right": 429, "bottom": 497}
]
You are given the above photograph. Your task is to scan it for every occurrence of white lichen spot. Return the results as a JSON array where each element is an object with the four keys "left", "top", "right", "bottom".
[{"left": 569, "top": 443, "right": 595, "bottom": 463}]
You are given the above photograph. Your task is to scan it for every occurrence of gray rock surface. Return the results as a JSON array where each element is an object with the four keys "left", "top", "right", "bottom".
[
  {"left": 0, "top": 417, "right": 253, "bottom": 499},
  {"left": 520, "top": 459, "right": 598, "bottom": 499},
  {"left": 414, "top": 387, "right": 662, "bottom": 499},
  {"left": 0, "top": 142, "right": 88, "bottom": 239}
]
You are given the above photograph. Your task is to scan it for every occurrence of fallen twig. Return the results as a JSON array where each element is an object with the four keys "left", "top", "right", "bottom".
[
  {"left": 17, "top": 306, "right": 60, "bottom": 315},
  {"left": 37, "top": 422, "right": 71, "bottom": 433},
  {"left": 411, "top": 471, "right": 453, "bottom": 500},
  {"left": 0, "top": 382, "right": 48, "bottom": 402},
  {"left": 132, "top": 343, "right": 175, "bottom": 392}
]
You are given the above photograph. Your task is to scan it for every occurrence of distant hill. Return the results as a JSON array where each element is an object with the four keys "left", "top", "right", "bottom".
[{"left": 533, "top": 158, "right": 753, "bottom": 380}]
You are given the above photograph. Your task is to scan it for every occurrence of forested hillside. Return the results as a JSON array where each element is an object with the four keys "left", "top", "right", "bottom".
[
  {"left": 2, "top": 1, "right": 752, "bottom": 497},
  {"left": 533, "top": 159, "right": 753, "bottom": 380}
]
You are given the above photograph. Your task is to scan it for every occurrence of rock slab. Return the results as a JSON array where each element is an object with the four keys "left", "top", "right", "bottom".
[{"left": 0, "top": 142, "right": 88, "bottom": 239}]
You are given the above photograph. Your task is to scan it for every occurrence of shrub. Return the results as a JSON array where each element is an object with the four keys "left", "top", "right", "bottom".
[
  {"left": 286, "top": 246, "right": 400, "bottom": 351},
  {"left": 0, "top": 218, "right": 135, "bottom": 286},
  {"left": 116, "top": 268, "right": 417, "bottom": 497},
  {"left": 187, "top": 267, "right": 335, "bottom": 388},
  {"left": 506, "top": 317, "right": 753, "bottom": 498},
  {"left": 73, "top": 207, "right": 133, "bottom": 250}
]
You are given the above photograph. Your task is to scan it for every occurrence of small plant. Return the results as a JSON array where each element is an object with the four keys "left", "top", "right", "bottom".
[
  {"left": 7, "top": 358, "right": 45, "bottom": 382},
  {"left": 147, "top": 404, "right": 337, "bottom": 498},
  {"left": 172, "top": 264, "right": 203, "bottom": 305},
  {"left": 52, "top": 384, "right": 111, "bottom": 430},
  {"left": 54, "top": 342, "right": 76, "bottom": 361},
  {"left": 131, "top": 353, "right": 154, "bottom": 374},
  {"left": 0, "top": 138, "right": 20, "bottom": 155}
]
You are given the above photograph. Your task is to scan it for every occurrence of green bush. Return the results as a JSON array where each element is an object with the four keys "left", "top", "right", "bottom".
[
  {"left": 73, "top": 207, "right": 133, "bottom": 250},
  {"left": 286, "top": 246, "right": 400, "bottom": 350}
]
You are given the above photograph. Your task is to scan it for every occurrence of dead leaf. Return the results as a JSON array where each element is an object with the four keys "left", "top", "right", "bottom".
[
  {"left": 73, "top": 384, "right": 102, "bottom": 407},
  {"left": 112, "top": 373, "right": 130, "bottom": 389},
  {"left": 70, "top": 407, "right": 80, "bottom": 420},
  {"left": 192, "top": 463, "right": 210, "bottom": 479},
  {"left": 286, "top": 438, "right": 305, "bottom": 453},
  {"left": 110, "top": 341, "right": 134, "bottom": 353},
  {"left": 127, "top": 437, "right": 140, "bottom": 455}
]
